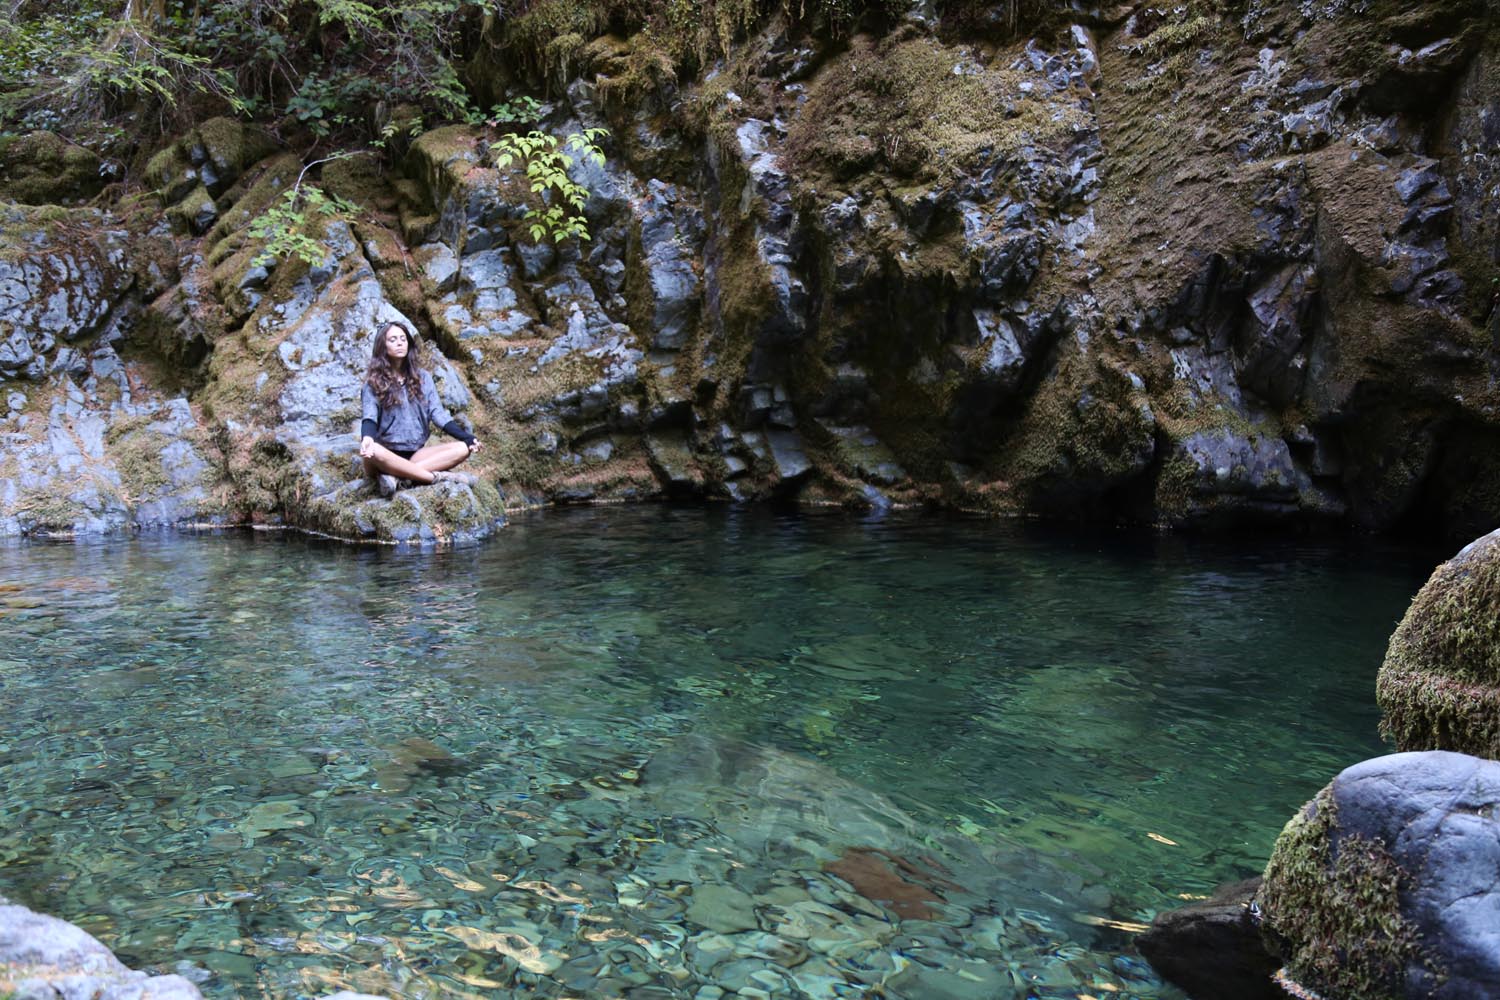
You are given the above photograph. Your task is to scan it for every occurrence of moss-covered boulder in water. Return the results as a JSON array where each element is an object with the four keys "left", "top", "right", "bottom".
[
  {"left": 1377, "top": 528, "right": 1500, "bottom": 758},
  {"left": 1258, "top": 752, "right": 1500, "bottom": 1000},
  {"left": 302, "top": 477, "right": 507, "bottom": 546}
]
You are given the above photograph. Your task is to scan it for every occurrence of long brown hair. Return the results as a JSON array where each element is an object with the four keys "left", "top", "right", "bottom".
[{"left": 365, "top": 321, "right": 424, "bottom": 409}]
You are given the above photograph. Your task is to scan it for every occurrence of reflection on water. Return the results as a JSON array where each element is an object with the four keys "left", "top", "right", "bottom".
[{"left": 0, "top": 508, "right": 1435, "bottom": 999}]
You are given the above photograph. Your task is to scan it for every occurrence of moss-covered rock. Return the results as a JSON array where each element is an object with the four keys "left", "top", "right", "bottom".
[
  {"left": 1258, "top": 786, "right": 1426, "bottom": 999},
  {"left": 1258, "top": 751, "right": 1500, "bottom": 1000},
  {"left": 302, "top": 477, "right": 507, "bottom": 545},
  {"left": 146, "top": 118, "right": 277, "bottom": 208},
  {"left": 0, "top": 131, "right": 107, "bottom": 204},
  {"left": 1377, "top": 528, "right": 1500, "bottom": 759},
  {"left": 994, "top": 343, "right": 1157, "bottom": 511}
]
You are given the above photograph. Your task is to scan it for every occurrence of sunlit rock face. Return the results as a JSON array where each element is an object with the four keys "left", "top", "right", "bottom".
[
  {"left": 1258, "top": 751, "right": 1500, "bottom": 1000},
  {"left": 0, "top": 207, "right": 223, "bottom": 535},
  {"left": 2, "top": 0, "right": 1497, "bottom": 538}
]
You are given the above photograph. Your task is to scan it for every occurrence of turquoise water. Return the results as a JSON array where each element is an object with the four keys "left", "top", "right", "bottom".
[{"left": 0, "top": 508, "right": 1435, "bottom": 999}]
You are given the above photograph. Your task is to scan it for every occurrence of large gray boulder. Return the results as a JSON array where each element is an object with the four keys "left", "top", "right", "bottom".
[
  {"left": 0, "top": 895, "right": 394, "bottom": 1000},
  {"left": 1258, "top": 751, "right": 1500, "bottom": 1000}
]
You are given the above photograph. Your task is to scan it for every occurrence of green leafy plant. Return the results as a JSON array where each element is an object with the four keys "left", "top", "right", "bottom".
[
  {"left": 247, "top": 154, "right": 360, "bottom": 266},
  {"left": 489, "top": 126, "right": 607, "bottom": 243},
  {"left": 488, "top": 95, "right": 543, "bottom": 128},
  {"left": 248, "top": 184, "right": 358, "bottom": 265},
  {"left": 1, "top": 5, "right": 247, "bottom": 134}
]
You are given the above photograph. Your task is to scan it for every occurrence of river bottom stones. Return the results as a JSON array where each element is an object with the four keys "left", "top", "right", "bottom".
[
  {"left": 1377, "top": 528, "right": 1500, "bottom": 759},
  {"left": 1258, "top": 751, "right": 1500, "bottom": 1000}
]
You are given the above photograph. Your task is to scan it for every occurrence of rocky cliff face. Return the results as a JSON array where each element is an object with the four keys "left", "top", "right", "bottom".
[{"left": 1, "top": 0, "right": 1496, "bottom": 541}]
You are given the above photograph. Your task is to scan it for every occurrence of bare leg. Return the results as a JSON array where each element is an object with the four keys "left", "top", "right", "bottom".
[
  {"left": 361, "top": 441, "right": 438, "bottom": 484},
  {"left": 408, "top": 440, "right": 472, "bottom": 474}
]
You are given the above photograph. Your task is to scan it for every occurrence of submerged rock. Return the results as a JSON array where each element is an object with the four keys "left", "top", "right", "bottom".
[{"left": 1137, "top": 877, "right": 1286, "bottom": 1000}]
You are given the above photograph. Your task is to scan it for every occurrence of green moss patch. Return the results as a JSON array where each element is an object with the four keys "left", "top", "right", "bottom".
[
  {"left": 1259, "top": 786, "right": 1437, "bottom": 1000},
  {"left": 498, "top": 0, "right": 888, "bottom": 87},
  {"left": 105, "top": 420, "right": 173, "bottom": 497},
  {"left": 995, "top": 345, "right": 1155, "bottom": 504},
  {"left": 12, "top": 490, "right": 86, "bottom": 532},
  {"left": 785, "top": 31, "right": 1086, "bottom": 185},
  {"left": 0, "top": 131, "right": 105, "bottom": 204}
]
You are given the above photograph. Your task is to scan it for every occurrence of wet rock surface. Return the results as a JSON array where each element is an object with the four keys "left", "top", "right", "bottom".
[
  {"left": 1137, "top": 877, "right": 1286, "bottom": 1000},
  {"left": 0, "top": 893, "right": 395, "bottom": 1000},
  {"left": 0, "top": 896, "right": 205, "bottom": 1000}
]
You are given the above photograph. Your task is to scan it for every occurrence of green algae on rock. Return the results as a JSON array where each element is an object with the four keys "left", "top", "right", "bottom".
[
  {"left": 1377, "top": 528, "right": 1500, "bottom": 759},
  {"left": 1258, "top": 786, "right": 1430, "bottom": 1000}
]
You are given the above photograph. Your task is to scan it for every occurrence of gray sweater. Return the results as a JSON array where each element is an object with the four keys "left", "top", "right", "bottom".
[{"left": 360, "top": 370, "right": 470, "bottom": 452}]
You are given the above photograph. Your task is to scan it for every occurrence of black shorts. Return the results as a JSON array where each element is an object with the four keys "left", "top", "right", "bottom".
[{"left": 386, "top": 446, "right": 417, "bottom": 460}]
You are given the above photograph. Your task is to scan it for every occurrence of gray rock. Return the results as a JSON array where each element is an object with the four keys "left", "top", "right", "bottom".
[
  {"left": 1173, "top": 428, "right": 1298, "bottom": 500},
  {"left": 0, "top": 902, "right": 205, "bottom": 1000},
  {"left": 767, "top": 430, "right": 811, "bottom": 482},
  {"left": 514, "top": 239, "right": 556, "bottom": 279},
  {"left": 1263, "top": 752, "right": 1500, "bottom": 1000},
  {"left": 0, "top": 327, "right": 35, "bottom": 372},
  {"left": 1383, "top": 241, "right": 1448, "bottom": 296},
  {"left": 645, "top": 430, "right": 700, "bottom": 490},
  {"left": 971, "top": 309, "right": 1029, "bottom": 391},
  {"left": 1235, "top": 263, "right": 1314, "bottom": 405},
  {"left": 580, "top": 437, "right": 614, "bottom": 463},
  {"left": 0, "top": 905, "right": 129, "bottom": 975},
  {"left": 416, "top": 243, "right": 460, "bottom": 295},
  {"left": 1395, "top": 163, "right": 1442, "bottom": 204},
  {"left": 632, "top": 180, "right": 702, "bottom": 351}
]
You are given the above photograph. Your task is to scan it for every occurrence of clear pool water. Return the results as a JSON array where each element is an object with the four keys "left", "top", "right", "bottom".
[{"left": 0, "top": 507, "right": 1436, "bottom": 999}]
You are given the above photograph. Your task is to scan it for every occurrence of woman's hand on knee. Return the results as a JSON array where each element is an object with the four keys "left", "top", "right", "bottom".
[
  {"left": 468, "top": 438, "right": 482, "bottom": 454},
  {"left": 360, "top": 435, "right": 376, "bottom": 458}
]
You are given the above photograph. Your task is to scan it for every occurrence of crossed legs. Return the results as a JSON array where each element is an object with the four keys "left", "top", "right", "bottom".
[{"left": 361, "top": 440, "right": 472, "bottom": 485}]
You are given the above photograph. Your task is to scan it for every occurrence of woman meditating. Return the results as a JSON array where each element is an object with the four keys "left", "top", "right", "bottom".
[{"left": 359, "top": 321, "right": 480, "bottom": 496}]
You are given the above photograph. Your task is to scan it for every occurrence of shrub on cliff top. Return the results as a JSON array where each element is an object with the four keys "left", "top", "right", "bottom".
[
  {"left": 1377, "top": 529, "right": 1500, "bottom": 759},
  {"left": 1, "top": 0, "right": 489, "bottom": 151}
]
